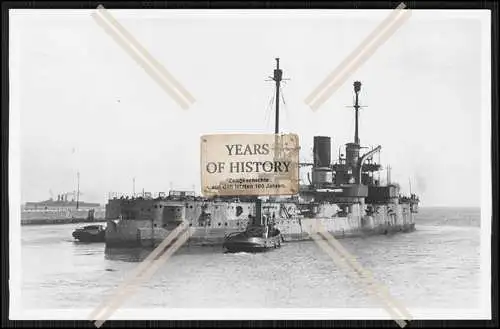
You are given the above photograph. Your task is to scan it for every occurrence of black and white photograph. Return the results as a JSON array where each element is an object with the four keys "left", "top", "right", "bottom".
[{"left": 7, "top": 4, "right": 492, "bottom": 323}]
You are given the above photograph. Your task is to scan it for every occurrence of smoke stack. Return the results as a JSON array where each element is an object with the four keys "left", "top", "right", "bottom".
[
  {"left": 313, "top": 136, "right": 331, "bottom": 167},
  {"left": 312, "top": 136, "right": 333, "bottom": 186}
]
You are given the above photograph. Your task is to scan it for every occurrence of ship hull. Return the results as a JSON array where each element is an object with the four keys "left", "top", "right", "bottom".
[
  {"left": 105, "top": 224, "right": 416, "bottom": 248},
  {"left": 104, "top": 200, "right": 417, "bottom": 248}
]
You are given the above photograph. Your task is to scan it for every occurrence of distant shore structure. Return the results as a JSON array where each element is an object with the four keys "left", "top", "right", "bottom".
[
  {"left": 24, "top": 198, "right": 100, "bottom": 211},
  {"left": 21, "top": 196, "right": 105, "bottom": 226}
]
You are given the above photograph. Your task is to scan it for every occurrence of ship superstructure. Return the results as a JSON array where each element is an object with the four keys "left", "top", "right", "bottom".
[{"left": 104, "top": 59, "right": 419, "bottom": 248}]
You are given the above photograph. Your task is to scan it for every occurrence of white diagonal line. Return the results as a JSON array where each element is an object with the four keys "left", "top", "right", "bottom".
[
  {"left": 311, "top": 233, "right": 408, "bottom": 327},
  {"left": 305, "top": 2, "right": 411, "bottom": 111},
  {"left": 317, "top": 229, "right": 413, "bottom": 320},
  {"left": 305, "top": 2, "right": 406, "bottom": 105},
  {"left": 89, "top": 225, "right": 188, "bottom": 321},
  {"left": 303, "top": 4, "right": 413, "bottom": 323},
  {"left": 306, "top": 220, "right": 412, "bottom": 327},
  {"left": 95, "top": 5, "right": 196, "bottom": 104},
  {"left": 88, "top": 222, "right": 188, "bottom": 318},
  {"left": 88, "top": 223, "right": 190, "bottom": 326},
  {"left": 93, "top": 228, "right": 192, "bottom": 327},
  {"left": 92, "top": 5, "right": 195, "bottom": 109}
]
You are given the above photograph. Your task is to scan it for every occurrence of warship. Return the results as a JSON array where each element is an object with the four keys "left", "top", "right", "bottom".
[
  {"left": 22, "top": 173, "right": 106, "bottom": 225},
  {"left": 104, "top": 59, "right": 420, "bottom": 248}
]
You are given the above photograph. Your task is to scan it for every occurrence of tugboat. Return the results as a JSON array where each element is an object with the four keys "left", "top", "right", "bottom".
[
  {"left": 72, "top": 224, "right": 106, "bottom": 242},
  {"left": 223, "top": 200, "right": 283, "bottom": 252}
]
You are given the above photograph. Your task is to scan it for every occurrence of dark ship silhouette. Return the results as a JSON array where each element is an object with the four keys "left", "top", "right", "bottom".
[
  {"left": 72, "top": 224, "right": 106, "bottom": 243},
  {"left": 104, "top": 59, "right": 419, "bottom": 248}
]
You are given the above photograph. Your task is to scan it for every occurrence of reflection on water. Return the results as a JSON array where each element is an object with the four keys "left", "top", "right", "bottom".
[
  {"left": 21, "top": 208, "right": 482, "bottom": 310},
  {"left": 104, "top": 247, "right": 153, "bottom": 263},
  {"left": 104, "top": 244, "right": 229, "bottom": 262}
]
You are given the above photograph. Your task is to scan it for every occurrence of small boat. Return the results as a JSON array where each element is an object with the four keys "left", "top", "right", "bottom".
[
  {"left": 223, "top": 223, "right": 282, "bottom": 253},
  {"left": 72, "top": 224, "right": 106, "bottom": 242}
]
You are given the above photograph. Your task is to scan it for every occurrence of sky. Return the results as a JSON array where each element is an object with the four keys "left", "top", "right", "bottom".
[{"left": 10, "top": 9, "right": 490, "bottom": 207}]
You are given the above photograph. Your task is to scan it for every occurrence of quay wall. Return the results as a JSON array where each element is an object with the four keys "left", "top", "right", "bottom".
[{"left": 21, "top": 209, "right": 106, "bottom": 226}]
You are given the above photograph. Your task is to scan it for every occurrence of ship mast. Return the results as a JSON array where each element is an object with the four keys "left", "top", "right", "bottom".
[
  {"left": 353, "top": 81, "right": 361, "bottom": 145},
  {"left": 76, "top": 171, "right": 80, "bottom": 210},
  {"left": 273, "top": 58, "right": 283, "bottom": 134}
]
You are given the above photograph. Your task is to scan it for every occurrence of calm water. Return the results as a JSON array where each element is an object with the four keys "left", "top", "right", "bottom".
[{"left": 21, "top": 207, "right": 481, "bottom": 309}]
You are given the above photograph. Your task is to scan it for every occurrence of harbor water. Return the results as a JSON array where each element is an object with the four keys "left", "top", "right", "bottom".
[{"left": 20, "top": 207, "right": 481, "bottom": 310}]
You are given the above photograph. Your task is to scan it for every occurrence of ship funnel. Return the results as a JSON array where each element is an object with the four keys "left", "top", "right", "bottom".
[
  {"left": 312, "top": 136, "right": 333, "bottom": 185},
  {"left": 313, "top": 136, "right": 331, "bottom": 167}
]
